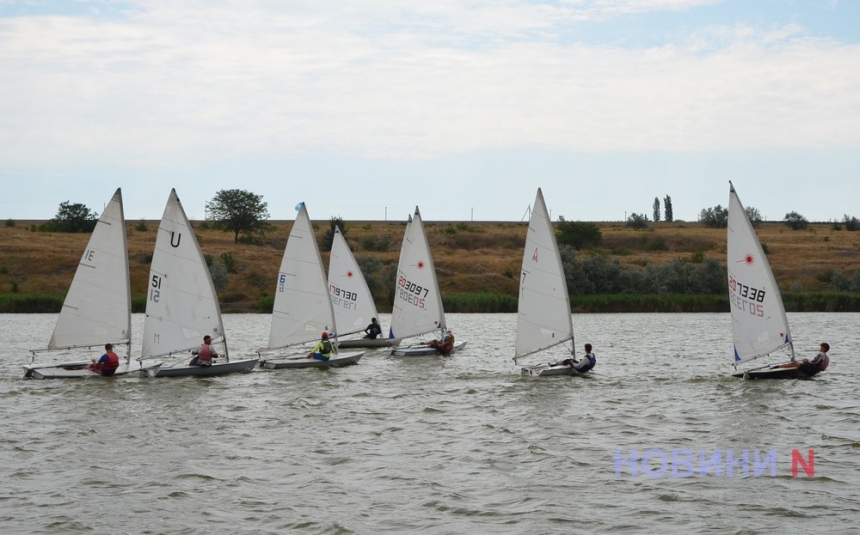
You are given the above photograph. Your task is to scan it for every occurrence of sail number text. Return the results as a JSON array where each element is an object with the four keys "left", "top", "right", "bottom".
[
  {"left": 397, "top": 275, "right": 427, "bottom": 309},
  {"left": 728, "top": 275, "right": 765, "bottom": 316},
  {"left": 149, "top": 275, "right": 162, "bottom": 303},
  {"left": 330, "top": 284, "right": 357, "bottom": 311}
]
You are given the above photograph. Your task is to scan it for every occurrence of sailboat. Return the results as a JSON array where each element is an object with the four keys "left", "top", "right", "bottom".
[
  {"left": 139, "top": 189, "right": 258, "bottom": 377},
  {"left": 514, "top": 188, "right": 584, "bottom": 377},
  {"left": 328, "top": 226, "right": 399, "bottom": 349},
  {"left": 257, "top": 202, "right": 364, "bottom": 369},
  {"left": 728, "top": 182, "right": 802, "bottom": 380},
  {"left": 389, "top": 206, "right": 467, "bottom": 357},
  {"left": 24, "top": 189, "right": 161, "bottom": 379}
]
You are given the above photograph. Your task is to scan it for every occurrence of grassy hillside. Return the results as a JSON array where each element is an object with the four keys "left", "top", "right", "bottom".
[{"left": 1, "top": 218, "right": 859, "bottom": 312}]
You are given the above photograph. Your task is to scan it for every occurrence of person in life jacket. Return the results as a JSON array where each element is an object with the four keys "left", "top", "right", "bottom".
[
  {"left": 364, "top": 318, "right": 382, "bottom": 339},
  {"left": 90, "top": 343, "right": 120, "bottom": 376},
  {"left": 776, "top": 342, "right": 830, "bottom": 377},
  {"left": 306, "top": 332, "right": 334, "bottom": 361},
  {"left": 189, "top": 335, "right": 218, "bottom": 366},
  {"left": 425, "top": 330, "right": 455, "bottom": 355},
  {"left": 552, "top": 343, "right": 597, "bottom": 373}
]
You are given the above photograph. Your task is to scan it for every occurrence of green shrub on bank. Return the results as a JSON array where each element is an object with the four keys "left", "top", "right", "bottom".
[
  {"left": 443, "top": 293, "right": 518, "bottom": 313},
  {"left": 0, "top": 294, "right": 64, "bottom": 313}
]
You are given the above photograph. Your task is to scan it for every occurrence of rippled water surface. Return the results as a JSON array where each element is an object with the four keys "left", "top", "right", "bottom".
[{"left": 1, "top": 313, "right": 858, "bottom": 534}]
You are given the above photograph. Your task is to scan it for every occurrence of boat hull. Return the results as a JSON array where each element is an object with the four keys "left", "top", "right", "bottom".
[
  {"left": 390, "top": 341, "right": 467, "bottom": 357},
  {"left": 520, "top": 364, "right": 589, "bottom": 377},
  {"left": 337, "top": 338, "right": 401, "bottom": 349},
  {"left": 153, "top": 358, "right": 258, "bottom": 377},
  {"left": 732, "top": 365, "right": 805, "bottom": 380},
  {"left": 259, "top": 352, "right": 364, "bottom": 369},
  {"left": 24, "top": 361, "right": 162, "bottom": 379}
]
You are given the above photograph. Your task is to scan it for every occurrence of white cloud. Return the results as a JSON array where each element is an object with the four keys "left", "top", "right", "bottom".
[{"left": 0, "top": 1, "right": 858, "bottom": 168}]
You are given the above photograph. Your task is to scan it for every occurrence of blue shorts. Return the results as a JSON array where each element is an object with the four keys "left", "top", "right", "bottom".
[{"left": 311, "top": 353, "right": 330, "bottom": 361}]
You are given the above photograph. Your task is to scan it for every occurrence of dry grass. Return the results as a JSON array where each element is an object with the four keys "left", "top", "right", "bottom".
[{"left": 1, "top": 219, "right": 859, "bottom": 311}]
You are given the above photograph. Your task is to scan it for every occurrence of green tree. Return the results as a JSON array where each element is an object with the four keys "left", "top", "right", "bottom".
[
  {"left": 205, "top": 189, "right": 270, "bottom": 244},
  {"left": 663, "top": 195, "right": 673, "bottom": 222},
  {"left": 556, "top": 216, "right": 602, "bottom": 250},
  {"left": 322, "top": 216, "right": 345, "bottom": 251},
  {"left": 783, "top": 211, "right": 809, "bottom": 231},
  {"left": 653, "top": 197, "right": 661, "bottom": 222},
  {"left": 42, "top": 201, "right": 98, "bottom": 233},
  {"left": 699, "top": 205, "right": 728, "bottom": 228}
]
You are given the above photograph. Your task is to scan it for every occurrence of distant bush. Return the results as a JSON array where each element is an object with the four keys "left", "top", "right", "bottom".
[
  {"left": 134, "top": 219, "right": 148, "bottom": 231},
  {"left": 556, "top": 217, "right": 602, "bottom": 250},
  {"left": 843, "top": 215, "right": 860, "bottom": 231},
  {"left": 5, "top": 218, "right": 14, "bottom": 228},
  {"left": 257, "top": 295, "right": 274, "bottom": 313},
  {"left": 626, "top": 213, "right": 650, "bottom": 230},
  {"left": 830, "top": 270, "right": 849, "bottom": 292},
  {"left": 700, "top": 205, "right": 728, "bottom": 228},
  {"left": 642, "top": 235, "right": 668, "bottom": 251},
  {"left": 784, "top": 211, "right": 809, "bottom": 230},
  {"left": 41, "top": 201, "right": 98, "bottom": 233},
  {"left": 361, "top": 235, "right": 392, "bottom": 252},
  {"left": 220, "top": 252, "right": 237, "bottom": 273},
  {"left": 745, "top": 206, "right": 763, "bottom": 227}
]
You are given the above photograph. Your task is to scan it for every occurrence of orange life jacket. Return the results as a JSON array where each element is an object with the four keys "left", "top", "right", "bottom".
[{"left": 102, "top": 351, "right": 120, "bottom": 372}]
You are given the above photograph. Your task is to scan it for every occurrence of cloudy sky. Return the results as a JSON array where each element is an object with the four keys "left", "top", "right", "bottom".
[{"left": 1, "top": 0, "right": 858, "bottom": 223}]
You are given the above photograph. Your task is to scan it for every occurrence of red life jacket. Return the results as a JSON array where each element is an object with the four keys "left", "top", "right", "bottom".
[
  {"left": 103, "top": 351, "right": 120, "bottom": 372},
  {"left": 198, "top": 344, "right": 212, "bottom": 362}
]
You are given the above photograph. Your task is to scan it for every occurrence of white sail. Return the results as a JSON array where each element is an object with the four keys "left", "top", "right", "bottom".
[
  {"left": 267, "top": 202, "right": 334, "bottom": 350},
  {"left": 141, "top": 189, "right": 225, "bottom": 359},
  {"left": 328, "top": 226, "right": 379, "bottom": 337},
  {"left": 727, "top": 181, "right": 793, "bottom": 365},
  {"left": 515, "top": 188, "right": 574, "bottom": 360},
  {"left": 49, "top": 188, "right": 131, "bottom": 350},
  {"left": 389, "top": 207, "right": 445, "bottom": 340}
]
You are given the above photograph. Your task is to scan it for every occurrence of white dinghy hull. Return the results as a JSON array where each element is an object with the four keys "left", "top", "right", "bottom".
[
  {"left": 153, "top": 358, "right": 258, "bottom": 377},
  {"left": 336, "top": 338, "right": 401, "bottom": 349},
  {"left": 520, "top": 364, "right": 588, "bottom": 377},
  {"left": 24, "top": 361, "right": 162, "bottom": 379},
  {"left": 259, "top": 352, "right": 364, "bottom": 369},
  {"left": 391, "top": 341, "right": 467, "bottom": 357}
]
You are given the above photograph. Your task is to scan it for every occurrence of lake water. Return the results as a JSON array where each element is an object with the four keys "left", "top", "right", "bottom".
[{"left": 1, "top": 312, "right": 858, "bottom": 535}]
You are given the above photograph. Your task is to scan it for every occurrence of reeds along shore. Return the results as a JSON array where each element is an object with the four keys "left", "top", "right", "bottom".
[{"left": 2, "top": 219, "right": 860, "bottom": 313}]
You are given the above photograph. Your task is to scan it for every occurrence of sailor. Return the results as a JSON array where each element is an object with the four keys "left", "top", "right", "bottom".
[
  {"left": 189, "top": 335, "right": 217, "bottom": 366},
  {"left": 364, "top": 318, "right": 382, "bottom": 339},
  {"left": 799, "top": 343, "right": 830, "bottom": 376},
  {"left": 552, "top": 343, "right": 597, "bottom": 373},
  {"left": 306, "top": 332, "right": 334, "bottom": 361},
  {"left": 425, "top": 330, "right": 455, "bottom": 355},
  {"left": 90, "top": 343, "right": 120, "bottom": 376}
]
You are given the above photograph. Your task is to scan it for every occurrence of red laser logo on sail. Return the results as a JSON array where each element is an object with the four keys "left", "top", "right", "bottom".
[
  {"left": 417, "top": 260, "right": 425, "bottom": 269},
  {"left": 744, "top": 253, "right": 755, "bottom": 265}
]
